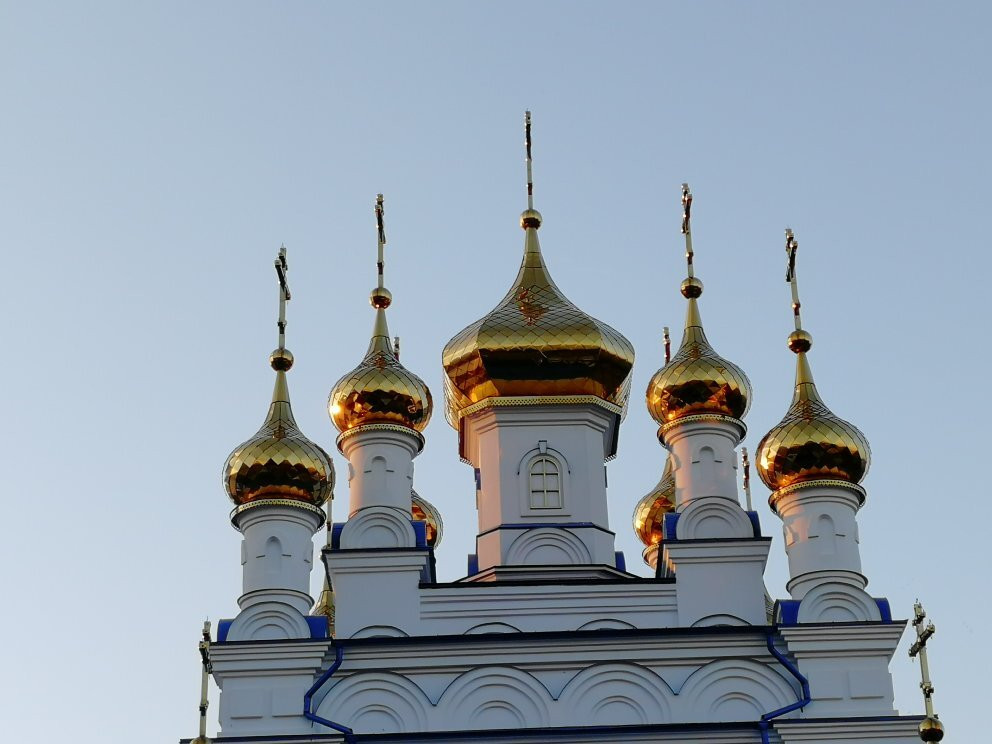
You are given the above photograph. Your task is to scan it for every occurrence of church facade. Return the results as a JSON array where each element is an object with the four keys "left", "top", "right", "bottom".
[{"left": 185, "top": 118, "right": 941, "bottom": 744}]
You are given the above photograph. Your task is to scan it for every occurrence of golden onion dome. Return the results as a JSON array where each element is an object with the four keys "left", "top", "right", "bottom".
[
  {"left": 329, "top": 288, "right": 433, "bottom": 434},
  {"left": 442, "top": 209, "right": 635, "bottom": 426},
  {"left": 632, "top": 454, "right": 676, "bottom": 549},
  {"left": 756, "top": 333, "right": 870, "bottom": 493},
  {"left": 224, "top": 348, "right": 335, "bottom": 507},
  {"left": 411, "top": 489, "right": 444, "bottom": 548},
  {"left": 646, "top": 278, "right": 752, "bottom": 425}
]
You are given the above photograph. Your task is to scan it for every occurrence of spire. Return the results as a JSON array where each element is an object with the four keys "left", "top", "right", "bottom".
[
  {"left": 268, "top": 245, "right": 295, "bottom": 425},
  {"left": 646, "top": 184, "right": 751, "bottom": 426},
  {"left": 755, "top": 229, "right": 870, "bottom": 493},
  {"left": 520, "top": 110, "right": 543, "bottom": 233},
  {"left": 679, "top": 183, "right": 704, "bottom": 333},
  {"left": 782, "top": 229, "right": 828, "bottom": 406},
  {"left": 368, "top": 193, "right": 394, "bottom": 355},
  {"left": 328, "top": 195, "right": 433, "bottom": 434}
]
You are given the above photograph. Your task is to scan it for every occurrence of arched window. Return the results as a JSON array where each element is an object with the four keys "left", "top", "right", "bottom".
[{"left": 529, "top": 456, "right": 562, "bottom": 509}]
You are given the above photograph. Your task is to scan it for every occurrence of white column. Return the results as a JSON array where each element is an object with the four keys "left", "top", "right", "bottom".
[
  {"left": 665, "top": 418, "right": 744, "bottom": 509},
  {"left": 773, "top": 482, "right": 868, "bottom": 601},
  {"left": 233, "top": 503, "right": 324, "bottom": 615},
  {"left": 339, "top": 426, "right": 422, "bottom": 517}
]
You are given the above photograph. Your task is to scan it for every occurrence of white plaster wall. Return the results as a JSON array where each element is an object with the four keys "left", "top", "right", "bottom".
[{"left": 461, "top": 405, "right": 618, "bottom": 573}]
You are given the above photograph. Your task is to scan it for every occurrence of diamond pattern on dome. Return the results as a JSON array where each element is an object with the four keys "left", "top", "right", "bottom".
[
  {"left": 646, "top": 323, "right": 751, "bottom": 424},
  {"left": 330, "top": 341, "right": 433, "bottom": 433},
  {"left": 224, "top": 399, "right": 335, "bottom": 507},
  {"left": 757, "top": 382, "right": 871, "bottom": 492},
  {"left": 411, "top": 490, "right": 443, "bottom": 548},
  {"left": 632, "top": 456, "right": 676, "bottom": 547},
  {"left": 442, "top": 231, "right": 635, "bottom": 426}
]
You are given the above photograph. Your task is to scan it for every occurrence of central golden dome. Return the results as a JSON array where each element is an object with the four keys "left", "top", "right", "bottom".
[{"left": 442, "top": 209, "right": 635, "bottom": 425}]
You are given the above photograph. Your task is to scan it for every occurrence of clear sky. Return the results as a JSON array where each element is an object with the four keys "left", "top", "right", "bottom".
[{"left": 1, "top": 2, "right": 988, "bottom": 740}]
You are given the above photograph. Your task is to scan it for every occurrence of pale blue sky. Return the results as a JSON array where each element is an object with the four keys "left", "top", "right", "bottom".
[{"left": 1, "top": 2, "right": 988, "bottom": 740}]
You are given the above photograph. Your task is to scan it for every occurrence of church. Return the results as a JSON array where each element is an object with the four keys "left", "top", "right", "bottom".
[{"left": 184, "top": 114, "right": 943, "bottom": 744}]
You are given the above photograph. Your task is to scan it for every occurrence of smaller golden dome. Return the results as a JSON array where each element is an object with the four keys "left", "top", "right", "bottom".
[
  {"left": 757, "top": 342, "right": 870, "bottom": 493},
  {"left": 328, "top": 307, "right": 433, "bottom": 433},
  {"left": 224, "top": 354, "right": 335, "bottom": 507},
  {"left": 633, "top": 454, "right": 676, "bottom": 549},
  {"left": 411, "top": 490, "right": 444, "bottom": 548},
  {"left": 646, "top": 292, "right": 751, "bottom": 425},
  {"left": 918, "top": 716, "right": 944, "bottom": 742}
]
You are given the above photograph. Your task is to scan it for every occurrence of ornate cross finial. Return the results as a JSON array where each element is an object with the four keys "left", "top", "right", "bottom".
[
  {"left": 741, "top": 447, "right": 753, "bottom": 511},
  {"left": 194, "top": 620, "right": 212, "bottom": 743},
  {"left": 375, "top": 193, "right": 386, "bottom": 290},
  {"left": 909, "top": 601, "right": 944, "bottom": 741},
  {"left": 274, "top": 246, "right": 291, "bottom": 350},
  {"left": 663, "top": 326, "right": 671, "bottom": 364},
  {"left": 681, "top": 183, "right": 694, "bottom": 278},
  {"left": 785, "top": 228, "right": 802, "bottom": 331},
  {"left": 525, "top": 111, "right": 535, "bottom": 209}
]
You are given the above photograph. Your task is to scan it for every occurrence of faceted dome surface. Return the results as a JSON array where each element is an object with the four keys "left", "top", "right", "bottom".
[{"left": 442, "top": 214, "right": 634, "bottom": 425}]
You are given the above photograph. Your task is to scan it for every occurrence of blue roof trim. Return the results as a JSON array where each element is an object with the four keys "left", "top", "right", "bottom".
[
  {"left": 477, "top": 522, "right": 615, "bottom": 538},
  {"left": 875, "top": 598, "right": 893, "bottom": 623},
  {"left": 778, "top": 598, "right": 893, "bottom": 626},
  {"left": 306, "top": 615, "right": 329, "bottom": 638},
  {"left": 330, "top": 522, "right": 345, "bottom": 550},
  {"left": 662, "top": 511, "right": 762, "bottom": 541},
  {"left": 217, "top": 618, "right": 233, "bottom": 642},
  {"left": 664, "top": 512, "right": 680, "bottom": 541},
  {"left": 778, "top": 600, "right": 801, "bottom": 626},
  {"left": 614, "top": 551, "right": 626, "bottom": 572},
  {"left": 411, "top": 519, "right": 428, "bottom": 548},
  {"left": 746, "top": 510, "right": 762, "bottom": 537},
  {"left": 466, "top": 554, "right": 478, "bottom": 576}
]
